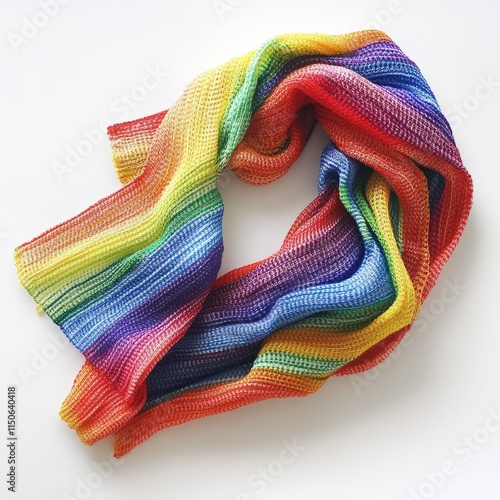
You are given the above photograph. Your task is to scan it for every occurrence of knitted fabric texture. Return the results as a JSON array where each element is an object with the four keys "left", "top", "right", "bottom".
[{"left": 15, "top": 31, "right": 473, "bottom": 457}]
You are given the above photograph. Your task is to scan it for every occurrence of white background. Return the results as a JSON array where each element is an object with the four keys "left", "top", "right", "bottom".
[{"left": 1, "top": 1, "right": 499, "bottom": 499}]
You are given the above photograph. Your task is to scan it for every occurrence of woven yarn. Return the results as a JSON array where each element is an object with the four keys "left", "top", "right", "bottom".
[{"left": 15, "top": 31, "right": 473, "bottom": 456}]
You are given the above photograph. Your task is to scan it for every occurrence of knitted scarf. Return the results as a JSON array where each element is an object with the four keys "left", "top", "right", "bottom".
[{"left": 15, "top": 31, "right": 473, "bottom": 457}]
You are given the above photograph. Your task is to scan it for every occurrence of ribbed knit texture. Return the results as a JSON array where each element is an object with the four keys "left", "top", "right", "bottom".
[{"left": 14, "top": 31, "right": 473, "bottom": 457}]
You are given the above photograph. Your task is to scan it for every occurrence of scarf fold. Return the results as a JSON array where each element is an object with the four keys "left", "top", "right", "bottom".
[{"left": 14, "top": 31, "right": 473, "bottom": 457}]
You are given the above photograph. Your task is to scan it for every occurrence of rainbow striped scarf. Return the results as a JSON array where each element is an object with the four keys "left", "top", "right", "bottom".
[{"left": 15, "top": 31, "right": 473, "bottom": 456}]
